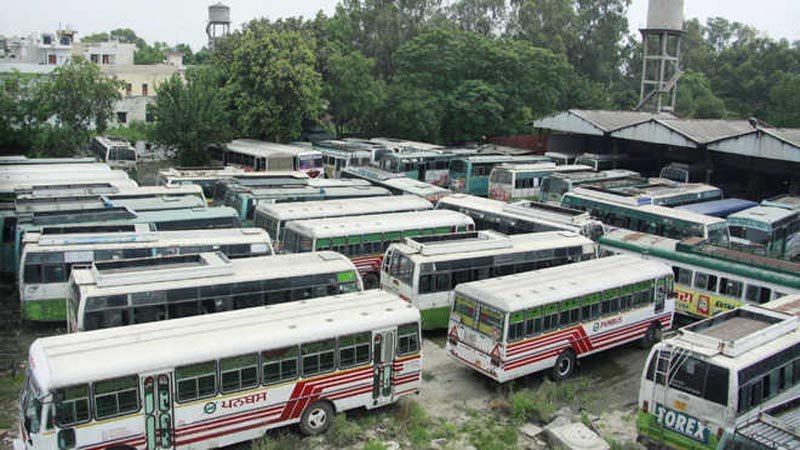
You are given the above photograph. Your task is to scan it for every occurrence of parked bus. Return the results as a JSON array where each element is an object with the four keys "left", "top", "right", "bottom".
[
  {"left": 659, "top": 161, "right": 711, "bottom": 183},
  {"left": 437, "top": 194, "right": 606, "bottom": 241},
  {"left": 370, "top": 137, "right": 444, "bottom": 153},
  {"left": 637, "top": 295, "right": 800, "bottom": 450},
  {"left": 14, "top": 206, "right": 242, "bottom": 268},
  {"left": 211, "top": 139, "right": 324, "bottom": 178},
  {"left": 15, "top": 290, "right": 421, "bottom": 450},
  {"left": 377, "top": 151, "right": 455, "bottom": 187},
  {"left": 0, "top": 163, "right": 110, "bottom": 173},
  {"left": 255, "top": 196, "right": 433, "bottom": 249},
  {"left": 575, "top": 152, "right": 628, "bottom": 171},
  {"left": 382, "top": 230, "right": 596, "bottom": 329},
  {"left": 562, "top": 189, "right": 731, "bottom": 246},
  {"left": 762, "top": 194, "right": 800, "bottom": 212},
  {"left": 222, "top": 183, "right": 391, "bottom": 224},
  {"left": 539, "top": 169, "right": 641, "bottom": 204},
  {"left": 577, "top": 181, "right": 723, "bottom": 207},
  {"left": 314, "top": 140, "right": 374, "bottom": 178},
  {"left": 544, "top": 150, "right": 579, "bottom": 166},
  {"left": 12, "top": 180, "right": 140, "bottom": 199},
  {"left": 0, "top": 205, "right": 15, "bottom": 276},
  {"left": 211, "top": 171, "right": 309, "bottom": 206},
  {"left": 282, "top": 210, "right": 474, "bottom": 287},
  {"left": 599, "top": 228, "right": 800, "bottom": 319},
  {"left": 158, "top": 166, "right": 245, "bottom": 199},
  {"left": 0, "top": 171, "right": 133, "bottom": 201},
  {"left": 727, "top": 206, "right": 800, "bottom": 260},
  {"left": 675, "top": 198, "right": 758, "bottom": 218},
  {"left": 339, "top": 167, "right": 450, "bottom": 202},
  {"left": 0, "top": 156, "right": 97, "bottom": 165},
  {"left": 488, "top": 163, "right": 592, "bottom": 201},
  {"left": 448, "top": 155, "right": 551, "bottom": 197},
  {"left": 446, "top": 255, "right": 674, "bottom": 382},
  {"left": 90, "top": 136, "right": 138, "bottom": 171},
  {"left": 67, "top": 250, "right": 363, "bottom": 332},
  {"left": 19, "top": 228, "right": 273, "bottom": 322}
]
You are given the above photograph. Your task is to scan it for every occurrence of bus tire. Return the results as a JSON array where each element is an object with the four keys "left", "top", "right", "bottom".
[
  {"left": 551, "top": 349, "right": 576, "bottom": 381},
  {"left": 638, "top": 323, "right": 662, "bottom": 349},
  {"left": 363, "top": 273, "right": 379, "bottom": 289},
  {"left": 299, "top": 400, "right": 334, "bottom": 436}
]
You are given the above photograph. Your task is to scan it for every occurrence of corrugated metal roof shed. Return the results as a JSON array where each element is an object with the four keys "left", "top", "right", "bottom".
[
  {"left": 708, "top": 128, "right": 800, "bottom": 162},
  {"left": 611, "top": 118, "right": 755, "bottom": 148},
  {"left": 532, "top": 109, "right": 671, "bottom": 135}
]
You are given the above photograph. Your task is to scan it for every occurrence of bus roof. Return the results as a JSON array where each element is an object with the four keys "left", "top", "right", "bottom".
[
  {"left": 382, "top": 177, "right": 451, "bottom": 195},
  {"left": 18, "top": 206, "right": 239, "bottom": 231},
  {"left": 452, "top": 155, "right": 551, "bottom": 164},
  {"left": 16, "top": 195, "right": 206, "bottom": 215},
  {"left": 391, "top": 230, "right": 594, "bottom": 264},
  {"left": 369, "top": 137, "right": 444, "bottom": 151},
  {"left": 285, "top": 210, "right": 473, "bottom": 238},
  {"left": 545, "top": 169, "right": 640, "bottom": 182},
  {"left": 0, "top": 171, "right": 132, "bottom": 191},
  {"left": 22, "top": 227, "right": 270, "bottom": 252},
  {"left": 456, "top": 254, "right": 670, "bottom": 312},
  {"left": 762, "top": 194, "right": 800, "bottom": 211},
  {"left": 675, "top": 198, "right": 758, "bottom": 217},
  {"left": 29, "top": 290, "right": 418, "bottom": 390},
  {"left": 158, "top": 166, "right": 244, "bottom": 180},
  {"left": 243, "top": 185, "right": 391, "bottom": 200},
  {"left": 0, "top": 156, "right": 97, "bottom": 165},
  {"left": 0, "top": 163, "right": 111, "bottom": 173},
  {"left": 225, "top": 139, "right": 319, "bottom": 158},
  {"left": 257, "top": 195, "right": 432, "bottom": 221},
  {"left": 576, "top": 181, "right": 721, "bottom": 205},
  {"left": 728, "top": 206, "right": 798, "bottom": 226},
  {"left": 341, "top": 166, "right": 406, "bottom": 182},
  {"left": 566, "top": 189, "right": 727, "bottom": 226},
  {"left": 438, "top": 194, "right": 596, "bottom": 227},
  {"left": 72, "top": 250, "right": 355, "bottom": 295},
  {"left": 599, "top": 229, "right": 800, "bottom": 287},
  {"left": 12, "top": 180, "right": 139, "bottom": 197}
]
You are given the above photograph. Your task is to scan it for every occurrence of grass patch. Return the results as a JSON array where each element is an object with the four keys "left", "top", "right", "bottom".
[
  {"left": 363, "top": 440, "right": 387, "bottom": 450},
  {"left": 0, "top": 372, "right": 24, "bottom": 430},
  {"left": 327, "top": 413, "right": 364, "bottom": 447},
  {"left": 250, "top": 430, "right": 308, "bottom": 450},
  {"left": 463, "top": 412, "right": 518, "bottom": 450},
  {"left": 422, "top": 371, "right": 435, "bottom": 382},
  {"left": 507, "top": 376, "right": 597, "bottom": 424}
]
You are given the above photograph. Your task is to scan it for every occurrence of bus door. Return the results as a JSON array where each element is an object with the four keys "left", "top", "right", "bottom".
[
  {"left": 143, "top": 373, "right": 175, "bottom": 450},
  {"left": 655, "top": 278, "right": 666, "bottom": 313},
  {"left": 372, "top": 328, "right": 396, "bottom": 406}
]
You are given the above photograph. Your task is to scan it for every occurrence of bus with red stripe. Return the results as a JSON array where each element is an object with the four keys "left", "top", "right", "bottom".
[
  {"left": 281, "top": 210, "right": 474, "bottom": 288},
  {"left": 15, "top": 290, "right": 421, "bottom": 450},
  {"left": 446, "top": 255, "right": 674, "bottom": 383}
]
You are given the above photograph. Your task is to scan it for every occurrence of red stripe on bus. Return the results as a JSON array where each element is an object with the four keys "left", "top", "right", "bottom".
[{"left": 176, "top": 404, "right": 284, "bottom": 436}]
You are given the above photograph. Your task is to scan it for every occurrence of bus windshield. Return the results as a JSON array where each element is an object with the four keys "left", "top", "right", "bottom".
[
  {"left": 490, "top": 170, "right": 511, "bottom": 185},
  {"left": 110, "top": 147, "right": 136, "bottom": 161},
  {"left": 387, "top": 253, "right": 414, "bottom": 286},
  {"left": 299, "top": 155, "right": 322, "bottom": 170},
  {"left": 450, "top": 160, "right": 467, "bottom": 176},
  {"left": 708, "top": 225, "right": 731, "bottom": 247}
]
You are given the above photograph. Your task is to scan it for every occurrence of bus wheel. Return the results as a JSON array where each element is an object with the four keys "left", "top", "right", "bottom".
[
  {"left": 300, "top": 401, "right": 334, "bottom": 436},
  {"left": 638, "top": 323, "right": 662, "bottom": 349},
  {"left": 363, "top": 273, "right": 379, "bottom": 289},
  {"left": 551, "top": 349, "right": 576, "bottom": 381}
]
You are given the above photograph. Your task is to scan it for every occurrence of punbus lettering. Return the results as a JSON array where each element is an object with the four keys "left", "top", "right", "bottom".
[
  {"left": 654, "top": 403, "right": 709, "bottom": 443},
  {"left": 222, "top": 391, "right": 269, "bottom": 409},
  {"left": 592, "top": 316, "right": 623, "bottom": 332}
]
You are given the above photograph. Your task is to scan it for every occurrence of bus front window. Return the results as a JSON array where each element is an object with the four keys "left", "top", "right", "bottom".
[
  {"left": 388, "top": 254, "right": 414, "bottom": 286},
  {"left": 708, "top": 225, "right": 731, "bottom": 248},
  {"left": 21, "top": 375, "right": 43, "bottom": 436}
]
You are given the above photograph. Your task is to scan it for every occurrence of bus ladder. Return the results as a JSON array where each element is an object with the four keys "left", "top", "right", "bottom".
[{"left": 650, "top": 342, "right": 690, "bottom": 442}]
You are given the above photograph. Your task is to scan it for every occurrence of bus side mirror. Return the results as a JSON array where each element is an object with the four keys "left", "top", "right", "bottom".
[{"left": 57, "top": 428, "right": 75, "bottom": 450}]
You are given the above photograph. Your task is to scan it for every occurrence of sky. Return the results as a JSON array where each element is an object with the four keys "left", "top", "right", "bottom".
[{"left": 0, "top": 0, "right": 797, "bottom": 52}]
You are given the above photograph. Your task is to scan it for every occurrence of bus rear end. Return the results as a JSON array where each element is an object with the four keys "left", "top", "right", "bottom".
[
  {"left": 108, "top": 143, "right": 138, "bottom": 172},
  {"left": 446, "top": 294, "right": 508, "bottom": 382},
  {"left": 298, "top": 153, "right": 324, "bottom": 179}
]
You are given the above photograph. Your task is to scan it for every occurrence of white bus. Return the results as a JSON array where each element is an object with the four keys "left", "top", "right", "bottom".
[
  {"left": 436, "top": 194, "right": 606, "bottom": 241},
  {"left": 212, "top": 139, "right": 324, "bottom": 178},
  {"left": 15, "top": 290, "right": 421, "bottom": 450},
  {"left": 19, "top": 228, "right": 273, "bottom": 323},
  {"left": 255, "top": 196, "right": 433, "bottom": 249},
  {"left": 158, "top": 166, "right": 245, "bottom": 199},
  {"left": 90, "top": 136, "right": 138, "bottom": 171},
  {"left": 381, "top": 230, "right": 596, "bottom": 330},
  {"left": 0, "top": 156, "right": 97, "bottom": 165},
  {"left": 446, "top": 255, "right": 675, "bottom": 382},
  {"left": 577, "top": 181, "right": 723, "bottom": 207},
  {"left": 67, "top": 251, "right": 363, "bottom": 332},
  {"left": 727, "top": 205, "right": 800, "bottom": 260},
  {"left": 488, "top": 163, "right": 593, "bottom": 202},
  {"left": 282, "top": 210, "right": 475, "bottom": 288},
  {"left": 0, "top": 163, "right": 111, "bottom": 173},
  {"left": 637, "top": 295, "right": 800, "bottom": 450},
  {"left": 538, "top": 169, "right": 641, "bottom": 204}
]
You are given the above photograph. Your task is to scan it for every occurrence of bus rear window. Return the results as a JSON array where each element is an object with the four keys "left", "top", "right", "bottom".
[
  {"left": 453, "top": 295, "right": 477, "bottom": 328},
  {"left": 478, "top": 304, "right": 504, "bottom": 338}
]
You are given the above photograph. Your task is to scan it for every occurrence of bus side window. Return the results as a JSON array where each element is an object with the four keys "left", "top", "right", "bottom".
[
  {"left": 339, "top": 332, "right": 371, "bottom": 368},
  {"left": 175, "top": 361, "right": 217, "bottom": 403},
  {"left": 745, "top": 285, "right": 772, "bottom": 304},
  {"left": 220, "top": 354, "right": 259, "bottom": 394},
  {"left": 301, "top": 339, "right": 336, "bottom": 377},
  {"left": 93, "top": 375, "right": 140, "bottom": 420},
  {"left": 54, "top": 385, "right": 90, "bottom": 426},
  {"left": 397, "top": 323, "right": 421, "bottom": 355},
  {"left": 262, "top": 347, "right": 299, "bottom": 385},
  {"left": 672, "top": 266, "right": 692, "bottom": 285}
]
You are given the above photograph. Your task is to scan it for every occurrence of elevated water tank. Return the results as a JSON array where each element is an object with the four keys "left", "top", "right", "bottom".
[
  {"left": 208, "top": 3, "right": 230, "bottom": 23},
  {"left": 646, "top": 0, "right": 684, "bottom": 31}
]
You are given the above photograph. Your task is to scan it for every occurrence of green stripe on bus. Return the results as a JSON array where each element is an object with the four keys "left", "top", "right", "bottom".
[
  {"left": 337, "top": 271, "right": 357, "bottom": 283},
  {"left": 421, "top": 306, "right": 451, "bottom": 330},
  {"left": 636, "top": 412, "right": 718, "bottom": 450},
  {"left": 22, "top": 298, "right": 67, "bottom": 322}
]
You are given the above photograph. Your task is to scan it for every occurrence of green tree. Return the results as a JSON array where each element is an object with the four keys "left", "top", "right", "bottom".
[
  {"left": 150, "top": 68, "right": 233, "bottom": 165},
  {"left": 768, "top": 74, "right": 800, "bottom": 127},
  {"left": 0, "top": 71, "right": 47, "bottom": 150},
  {"left": 38, "top": 57, "right": 122, "bottom": 135},
  {"left": 134, "top": 41, "right": 169, "bottom": 64},
  {"left": 506, "top": 0, "right": 575, "bottom": 55},
  {"left": 675, "top": 71, "right": 726, "bottom": 118},
  {"left": 323, "top": 47, "right": 386, "bottom": 136},
  {"left": 80, "top": 32, "right": 110, "bottom": 44},
  {"left": 222, "top": 26, "right": 322, "bottom": 142},
  {"left": 447, "top": 0, "right": 507, "bottom": 36}
]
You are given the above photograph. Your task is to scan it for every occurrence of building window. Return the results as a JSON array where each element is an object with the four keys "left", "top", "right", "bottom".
[
  {"left": 102, "top": 54, "right": 110, "bottom": 64},
  {"left": 142, "top": 83, "right": 148, "bottom": 96},
  {"left": 90, "top": 54, "right": 99, "bottom": 63},
  {"left": 125, "top": 84, "right": 132, "bottom": 96},
  {"left": 116, "top": 112, "right": 127, "bottom": 124},
  {"left": 48, "top": 54, "right": 57, "bottom": 65}
]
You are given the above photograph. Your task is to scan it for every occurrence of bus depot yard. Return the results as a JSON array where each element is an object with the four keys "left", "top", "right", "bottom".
[{"left": 0, "top": 140, "right": 799, "bottom": 450}]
